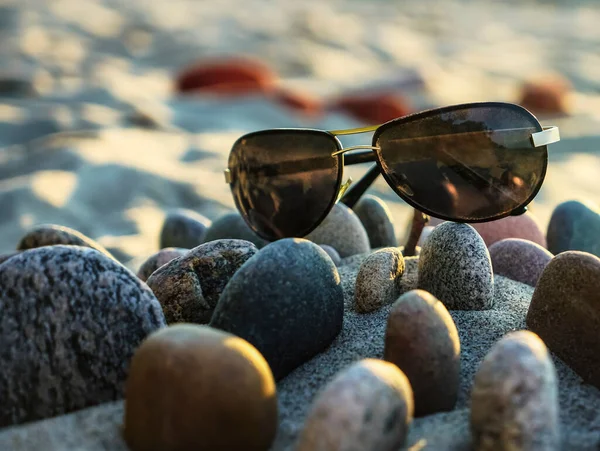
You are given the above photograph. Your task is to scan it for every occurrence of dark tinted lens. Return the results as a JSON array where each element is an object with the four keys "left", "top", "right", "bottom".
[
  {"left": 374, "top": 104, "right": 546, "bottom": 221},
  {"left": 228, "top": 130, "right": 341, "bottom": 240}
]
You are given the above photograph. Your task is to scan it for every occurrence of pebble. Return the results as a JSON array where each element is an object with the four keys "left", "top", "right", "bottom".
[
  {"left": 526, "top": 251, "right": 600, "bottom": 388},
  {"left": 518, "top": 75, "right": 572, "bottom": 115},
  {"left": 136, "top": 247, "right": 188, "bottom": 282},
  {"left": 384, "top": 289, "right": 460, "bottom": 416},
  {"left": 17, "top": 224, "right": 114, "bottom": 259},
  {"left": 353, "top": 194, "right": 398, "bottom": 248},
  {"left": 417, "top": 225, "right": 435, "bottom": 247},
  {"left": 175, "top": 56, "right": 277, "bottom": 95},
  {"left": 319, "top": 244, "right": 341, "bottom": 266},
  {"left": 418, "top": 222, "right": 494, "bottom": 310},
  {"left": 159, "top": 209, "right": 211, "bottom": 249},
  {"left": 427, "top": 214, "right": 546, "bottom": 248},
  {"left": 210, "top": 238, "right": 344, "bottom": 380},
  {"left": 0, "top": 251, "right": 19, "bottom": 265},
  {"left": 202, "top": 211, "right": 269, "bottom": 248},
  {"left": 327, "top": 91, "right": 411, "bottom": 124},
  {"left": 489, "top": 238, "right": 553, "bottom": 287},
  {"left": 295, "top": 358, "right": 414, "bottom": 451},
  {"left": 546, "top": 200, "right": 600, "bottom": 258},
  {"left": 471, "top": 330, "right": 559, "bottom": 450},
  {"left": 124, "top": 324, "right": 277, "bottom": 451},
  {"left": 146, "top": 239, "right": 257, "bottom": 324},
  {"left": 354, "top": 247, "right": 405, "bottom": 313},
  {"left": 0, "top": 245, "right": 166, "bottom": 427},
  {"left": 305, "top": 203, "right": 370, "bottom": 258}
]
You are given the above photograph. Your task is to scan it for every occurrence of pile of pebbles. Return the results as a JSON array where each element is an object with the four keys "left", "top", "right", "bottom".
[{"left": 1, "top": 197, "right": 600, "bottom": 450}]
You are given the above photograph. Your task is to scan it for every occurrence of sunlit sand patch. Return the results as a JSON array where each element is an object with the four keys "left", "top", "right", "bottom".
[
  {"left": 0, "top": 104, "right": 25, "bottom": 123},
  {"left": 31, "top": 171, "right": 77, "bottom": 208},
  {"left": 49, "top": 0, "right": 124, "bottom": 38}
]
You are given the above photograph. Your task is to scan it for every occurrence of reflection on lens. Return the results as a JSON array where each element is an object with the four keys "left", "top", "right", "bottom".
[
  {"left": 374, "top": 103, "right": 547, "bottom": 221},
  {"left": 228, "top": 129, "right": 341, "bottom": 240}
]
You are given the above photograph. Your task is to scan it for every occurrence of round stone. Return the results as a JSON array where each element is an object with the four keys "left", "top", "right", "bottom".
[
  {"left": 136, "top": 247, "right": 188, "bottom": 282},
  {"left": 355, "top": 247, "right": 405, "bottom": 313},
  {"left": 547, "top": 200, "right": 600, "bottom": 258},
  {"left": 353, "top": 195, "right": 398, "bottom": 248},
  {"left": 0, "top": 245, "right": 166, "bottom": 427},
  {"left": 489, "top": 238, "right": 553, "bottom": 287},
  {"left": 210, "top": 238, "right": 344, "bottom": 380},
  {"left": 384, "top": 289, "right": 460, "bottom": 416},
  {"left": 17, "top": 224, "right": 114, "bottom": 259},
  {"left": 124, "top": 324, "right": 277, "bottom": 451},
  {"left": 471, "top": 330, "right": 559, "bottom": 450},
  {"left": 202, "top": 212, "right": 269, "bottom": 249},
  {"left": 526, "top": 251, "right": 600, "bottom": 388},
  {"left": 417, "top": 225, "right": 435, "bottom": 247},
  {"left": 295, "top": 358, "right": 414, "bottom": 451},
  {"left": 305, "top": 203, "right": 370, "bottom": 258},
  {"left": 0, "top": 251, "right": 19, "bottom": 265},
  {"left": 146, "top": 239, "right": 257, "bottom": 324},
  {"left": 159, "top": 209, "right": 211, "bottom": 249},
  {"left": 417, "top": 222, "right": 494, "bottom": 310},
  {"left": 320, "top": 245, "right": 341, "bottom": 266}
]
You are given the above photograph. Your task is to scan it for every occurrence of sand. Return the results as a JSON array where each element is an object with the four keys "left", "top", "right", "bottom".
[{"left": 1, "top": 0, "right": 600, "bottom": 448}]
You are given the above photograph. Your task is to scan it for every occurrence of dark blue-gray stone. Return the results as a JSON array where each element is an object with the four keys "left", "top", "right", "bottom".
[
  {"left": 159, "top": 209, "right": 211, "bottom": 249},
  {"left": 353, "top": 195, "right": 398, "bottom": 248},
  {"left": 210, "top": 238, "right": 344, "bottom": 380},
  {"left": 146, "top": 239, "right": 257, "bottom": 324},
  {"left": 417, "top": 222, "right": 494, "bottom": 310},
  {"left": 0, "top": 245, "right": 166, "bottom": 427},
  {"left": 547, "top": 200, "right": 600, "bottom": 258},
  {"left": 202, "top": 212, "right": 269, "bottom": 248}
]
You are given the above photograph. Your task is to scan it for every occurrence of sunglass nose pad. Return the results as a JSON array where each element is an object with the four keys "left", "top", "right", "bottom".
[{"left": 336, "top": 177, "right": 353, "bottom": 203}]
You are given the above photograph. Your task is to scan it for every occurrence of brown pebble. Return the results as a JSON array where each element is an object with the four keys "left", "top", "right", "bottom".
[
  {"left": 384, "top": 289, "right": 460, "bottom": 416},
  {"left": 124, "top": 324, "right": 277, "bottom": 451},
  {"left": 136, "top": 248, "right": 188, "bottom": 282},
  {"left": 526, "top": 251, "right": 600, "bottom": 389},
  {"left": 295, "top": 358, "right": 413, "bottom": 451}
]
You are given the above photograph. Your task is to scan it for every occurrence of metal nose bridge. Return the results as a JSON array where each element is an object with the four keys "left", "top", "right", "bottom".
[{"left": 331, "top": 145, "right": 379, "bottom": 157}]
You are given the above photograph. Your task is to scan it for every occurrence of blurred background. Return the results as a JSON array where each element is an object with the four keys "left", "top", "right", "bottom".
[{"left": 0, "top": 0, "right": 598, "bottom": 265}]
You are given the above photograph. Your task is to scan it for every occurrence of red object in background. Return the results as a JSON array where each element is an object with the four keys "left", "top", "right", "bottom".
[
  {"left": 518, "top": 76, "right": 571, "bottom": 115},
  {"left": 175, "top": 57, "right": 278, "bottom": 95},
  {"left": 327, "top": 92, "right": 411, "bottom": 124},
  {"left": 272, "top": 88, "right": 323, "bottom": 117}
]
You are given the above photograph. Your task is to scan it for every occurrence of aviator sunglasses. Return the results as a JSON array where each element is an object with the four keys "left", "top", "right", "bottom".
[{"left": 224, "top": 102, "right": 560, "bottom": 242}]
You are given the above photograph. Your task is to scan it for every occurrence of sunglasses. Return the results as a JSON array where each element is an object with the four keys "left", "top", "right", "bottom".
[{"left": 224, "top": 102, "right": 560, "bottom": 242}]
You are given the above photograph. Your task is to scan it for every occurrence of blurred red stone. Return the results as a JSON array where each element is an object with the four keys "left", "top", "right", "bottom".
[
  {"left": 175, "top": 57, "right": 278, "bottom": 95},
  {"left": 327, "top": 91, "right": 411, "bottom": 124},
  {"left": 518, "top": 76, "right": 571, "bottom": 115},
  {"left": 272, "top": 88, "right": 323, "bottom": 117}
]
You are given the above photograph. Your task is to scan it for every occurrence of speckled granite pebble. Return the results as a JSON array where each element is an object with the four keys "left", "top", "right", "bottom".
[
  {"left": 136, "top": 247, "right": 188, "bottom": 282},
  {"left": 0, "top": 245, "right": 166, "bottom": 427},
  {"left": 547, "top": 200, "right": 600, "bottom": 257},
  {"left": 305, "top": 203, "right": 370, "bottom": 258},
  {"left": 0, "top": 251, "right": 19, "bottom": 264},
  {"left": 471, "top": 330, "right": 559, "bottom": 451},
  {"left": 353, "top": 195, "right": 398, "bottom": 248},
  {"left": 202, "top": 212, "right": 269, "bottom": 248},
  {"left": 17, "top": 224, "right": 114, "bottom": 259},
  {"left": 384, "top": 289, "right": 460, "bottom": 416},
  {"left": 159, "top": 209, "right": 211, "bottom": 249},
  {"left": 295, "top": 358, "right": 413, "bottom": 451},
  {"left": 354, "top": 247, "right": 405, "bottom": 313},
  {"left": 124, "top": 324, "right": 277, "bottom": 451},
  {"left": 210, "top": 238, "right": 344, "bottom": 380},
  {"left": 418, "top": 222, "right": 494, "bottom": 310},
  {"left": 489, "top": 239, "right": 553, "bottom": 287},
  {"left": 527, "top": 251, "right": 600, "bottom": 389},
  {"left": 146, "top": 239, "right": 257, "bottom": 324},
  {"left": 320, "top": 244, "right": 341, "bottom": 266}
]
